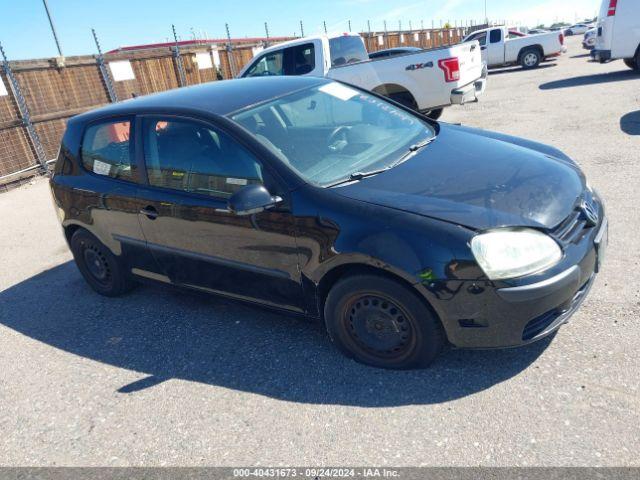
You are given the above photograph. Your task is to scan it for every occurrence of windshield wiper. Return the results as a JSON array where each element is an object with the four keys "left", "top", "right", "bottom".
[
  {"left": 326, "top": 137, "right": 435, "bottom": 188},
  {"left": 326, "top": 168, "right": 390, "bottom": 188},
  {"left": 390, "top": 137, "right": 435, "bottom": 168}
]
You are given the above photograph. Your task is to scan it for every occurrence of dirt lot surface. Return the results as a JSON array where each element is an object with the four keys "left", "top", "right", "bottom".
[{"left": 1, "top": 36, "right": 639, "bottom": 466}]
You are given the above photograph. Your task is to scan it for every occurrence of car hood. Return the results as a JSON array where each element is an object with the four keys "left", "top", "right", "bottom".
[{"left": 334, "top": 124, "right": 585, "bottom": 231}]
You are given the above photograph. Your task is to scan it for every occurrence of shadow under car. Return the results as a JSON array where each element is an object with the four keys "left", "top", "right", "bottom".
[{"left": 0, "top": 261, "right": 554, "bottom": 407}]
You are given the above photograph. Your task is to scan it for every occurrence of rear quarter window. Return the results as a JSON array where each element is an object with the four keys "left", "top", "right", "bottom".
[
  {"left": 81, "top": 120, "right": 135, "bottom": 181},
  {"left": 329, "top": 36, "right": 368, "bottom": 67}
]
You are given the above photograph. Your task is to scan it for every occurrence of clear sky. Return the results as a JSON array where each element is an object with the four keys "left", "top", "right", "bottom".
[{"left": 0, "top": 0, "right": 601, "bottom": 60}]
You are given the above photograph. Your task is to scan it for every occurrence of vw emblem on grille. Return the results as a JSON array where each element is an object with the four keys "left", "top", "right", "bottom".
[{"left": 580, "top": 199, "right": 599, "bottom": 227}]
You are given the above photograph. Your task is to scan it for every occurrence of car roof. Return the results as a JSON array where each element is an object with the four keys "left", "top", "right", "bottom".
[{"left": 72, "top": 76, "right": 329, "bottom": 122}]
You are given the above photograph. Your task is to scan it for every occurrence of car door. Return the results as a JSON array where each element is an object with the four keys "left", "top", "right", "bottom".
[
  {"left": 469, "top": 31, "right": 489, "bottom": 64},
  {"left": 487, "top": 28, "right": 505, "bottom": 66},
  {"left": 134, "top": 115, "right": 305, "bottom": 312}
]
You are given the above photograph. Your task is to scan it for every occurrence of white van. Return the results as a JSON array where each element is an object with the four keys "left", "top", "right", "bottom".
[{"left": 592, "top": 0, "right": 640, "bottom": 70}]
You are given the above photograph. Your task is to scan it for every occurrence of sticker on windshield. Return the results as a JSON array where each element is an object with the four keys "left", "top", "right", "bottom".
[
  {"left": 319, "top": 83, "right": 359, "bottom": 101},
  {"left": 93, "top": 160, "right": 111, "bottom": 176}
]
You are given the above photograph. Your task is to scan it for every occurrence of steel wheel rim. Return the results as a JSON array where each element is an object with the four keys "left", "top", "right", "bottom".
[
  {"left": 342, "top": 293, "right": 416, "bottom": 361},
  {"left": 524, "top": 53, "right": 538, "bottom": 66},
  {"left": 83, "top": 244, "right": 111, "bottom": 285}
]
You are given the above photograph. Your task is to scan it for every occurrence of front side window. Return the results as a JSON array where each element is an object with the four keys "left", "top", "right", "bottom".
[
  {"left": 244, "top": 50, "right": 284, "bottom": 77},
  {"left": 490, "top": 29, "right": 502, "bottom": 43},
  {"left": 329, "top": 36, "right": 368, "bottom": 67},
  {"left": 476, "top": 32, "right": 488, "bottom": 46},
  {"left": 142, "top": 118, "right": 263, "bottom": 198},
  {"left": 81, "top": 120, "right": 134, "bottom": 181},
  {"left": 232, "top": 82, "right": 435, "bottom": 187}
]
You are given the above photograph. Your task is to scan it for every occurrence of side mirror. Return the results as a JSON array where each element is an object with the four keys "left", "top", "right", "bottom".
[{"left": 227, "top": 184, "right": 282, "bottom": 216}]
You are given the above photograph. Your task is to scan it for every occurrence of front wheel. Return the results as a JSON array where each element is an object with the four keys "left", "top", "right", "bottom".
[
  {"left": 324, "top": 274, "right": 445, "bottom": 369},
  {"left": 70, "top": 229, "right": 135, "bottom": 297},
  {"left": 520, "top": 48, "right": 542, "bottom": 69}
]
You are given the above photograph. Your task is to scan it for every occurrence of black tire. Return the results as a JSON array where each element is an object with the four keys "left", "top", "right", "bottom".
[
  {"left": 388, "top": 91, "right": 418, "bottom": 111},
  {"left": 624, "top": 54, "right": 640, "bottom": 71},
  {"left": 425, "top": 108, "right": 444, "bottom": 120},
  {"left": 324, "top": 274, "right": 445, "bottom": 369},
  {"left": 520, "top": 48, "right": 542, "bottom": 69},
  {"left": 70, "top": 228, "right": 135, "bottom": 297}
]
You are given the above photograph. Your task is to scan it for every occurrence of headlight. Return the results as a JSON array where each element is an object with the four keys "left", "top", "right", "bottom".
[{"left": 470, "top": 228, "right": 562, "bottom": 280}]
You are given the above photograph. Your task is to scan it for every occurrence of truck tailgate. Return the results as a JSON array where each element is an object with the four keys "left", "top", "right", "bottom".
[{"left": 447, "top": 42, "right": 484, "bottom": 86}]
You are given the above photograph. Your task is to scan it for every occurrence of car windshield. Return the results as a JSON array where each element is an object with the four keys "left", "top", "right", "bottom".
[{"left": 230, "top": 82, "right": 435, "bottom": 187}]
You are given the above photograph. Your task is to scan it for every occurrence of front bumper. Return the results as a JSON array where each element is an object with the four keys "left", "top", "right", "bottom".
[
  {"left": 450, "top": 66, "right": 488, "bottom": 105},
  {"left": 422, "top": 214, "right": 607, "bottom": 349}
]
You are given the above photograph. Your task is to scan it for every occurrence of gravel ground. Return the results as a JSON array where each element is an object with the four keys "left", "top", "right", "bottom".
[{"left": 1, "top": 36, "right": 639, "bottom": 467}]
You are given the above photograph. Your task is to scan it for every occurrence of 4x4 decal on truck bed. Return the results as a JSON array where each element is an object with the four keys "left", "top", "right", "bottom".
[{"left": 406, "top": 61, "right": 434, "bottom": 71}]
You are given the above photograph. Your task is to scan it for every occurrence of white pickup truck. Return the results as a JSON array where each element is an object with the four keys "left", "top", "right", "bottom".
[
  {"left": 238, "top": 32, "right": 487, "bottom": 120},
  {"left": 463, "top": 26, "right": 565, "bottom": 69}
]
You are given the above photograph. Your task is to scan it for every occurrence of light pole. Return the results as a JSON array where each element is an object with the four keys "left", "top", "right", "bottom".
[
  {"left": 484, "top": 0, "right": 488, "bottom": 25},
  {"left": 42, "top": 0, "right": 64, "bottom": 57}
]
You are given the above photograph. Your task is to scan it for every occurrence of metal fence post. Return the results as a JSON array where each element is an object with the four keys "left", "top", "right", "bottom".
[
  {"left": 0, "top": 42, "right": 49, "bottom": 174},
  {"left": 300, "top": 20, "right": 304, "bottom": 37},
  {"left": 172, "top": 24, "right": 187, "bottom": 87},
  {"left": 225, "top": 23, "right": 237, "bottom": 78},
  {"left": 92, "top": 28, "right": 118, "bottom": 103},
  {"left": 323, "top": 21, "right": 327, "bottom": 34},
  {"left": 264, "top": 22, "right": 270, "bottom": 46},
  {"left": 383, "top": 20, "right": 388, "bottom": 47}
]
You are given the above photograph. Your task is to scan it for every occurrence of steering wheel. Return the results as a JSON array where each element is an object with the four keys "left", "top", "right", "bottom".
[{"left": 327, "top": 126, "right": 351, "bottom": 151}]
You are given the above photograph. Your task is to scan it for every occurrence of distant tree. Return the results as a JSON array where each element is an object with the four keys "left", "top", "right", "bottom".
[{"left": 443, "top": 22, "right": 452, "bottom": 29}]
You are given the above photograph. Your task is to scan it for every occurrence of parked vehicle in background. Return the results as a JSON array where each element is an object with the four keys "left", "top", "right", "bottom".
[
  {"left": 565, "top": 24, "right": 591, "bottom": 36},
  {"left": 583, "top": 28, "right": 597, "bottom": 50},
  {"left": 528, "top": 29, "right": 549, "bottom": 35},
  {"left": 592, "top": 0, "right": 640, "bottom": 71},
  {"left": 463, "top": 26, "right": 565, "bottom": 69},
  {"left": 369, "top": 47, "right": 423, "bottom": 60},
  {"left": 50, "top": 76, "right": 607, "bottom": 369},
  {"left": 238, "top": 32, "right": 488, "bottom": 120}
]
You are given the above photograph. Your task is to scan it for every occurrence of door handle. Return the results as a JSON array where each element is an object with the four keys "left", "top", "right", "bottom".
[{"left": 140, "top": 206, "right": 159, "bottom": 220}]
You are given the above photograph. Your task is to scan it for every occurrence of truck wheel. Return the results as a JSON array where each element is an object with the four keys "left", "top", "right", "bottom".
[
  {"left": 324, "top": 274, "right": 445, "bottom": 369},
  {"left": 624, "top": 51, "right": 640, "bottom": 71},
  {"left": 389, "top": 91, "right": 418, "bottom": 111},
  {"left": 520, "top": 48, "right": 541, "bottom": 69},
  {"left": 425, "top": 108, "right": 444, "bottom": 120},
  {"left": 70, "top": 229, "right": 135, "bottom": 297}
]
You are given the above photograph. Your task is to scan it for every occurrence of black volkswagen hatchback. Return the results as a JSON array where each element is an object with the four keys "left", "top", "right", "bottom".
[{"left": 50, "top": 76, "right": 607, "bottom": 369}]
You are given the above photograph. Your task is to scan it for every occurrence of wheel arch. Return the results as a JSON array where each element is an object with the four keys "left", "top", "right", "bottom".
[
  {"left": 372, "top": 83, "right": 418, "bottom": 109},
  {"left": 518, "top": 44, "right": 544, "bottom": 61},
  {"left": 315, "top": 262, "right": 445, "bottom": 332}
]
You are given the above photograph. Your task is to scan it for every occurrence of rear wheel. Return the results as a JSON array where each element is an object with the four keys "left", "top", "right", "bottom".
[
  {"left": 70, "top": 229, "right": 135, "bottom": 297},
  {"left": 624, "top": 52, "right": 640, "bottom": 71},
  {"left": 425, "top": 108, "right": 444, "bottom": 120},
  {"left": 324, "top": 274, "right": 445, "bottom": 369},
  {"left": 388, "top": 91, "right": 418, "bottom": 111},
  {"left": 520, "top": 48, "right": 542, "bottom": 69}
]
